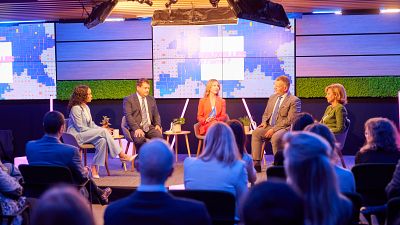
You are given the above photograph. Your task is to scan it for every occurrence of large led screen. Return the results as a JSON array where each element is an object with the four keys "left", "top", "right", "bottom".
[
  {"left": 0, "top": 23, "right": 56, "bottom": 100},
  {"left": 153, "top": 19, "right": 295, "bottom": 98}
]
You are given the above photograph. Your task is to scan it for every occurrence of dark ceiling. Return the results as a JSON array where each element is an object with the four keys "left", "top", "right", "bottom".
[{"left": 0, "top": 0, "right": 399, "bottom": 21}]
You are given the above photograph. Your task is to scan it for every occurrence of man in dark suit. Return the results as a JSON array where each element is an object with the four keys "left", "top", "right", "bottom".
[
  {"left": 251, "top": 75, "right": 301, "bottom": 172},
  {"left": 104, "top": 139, "right": 211, "bottom": 225},
  {"left": 26, "top": 111, "right": 111, "bottom": 204},
  {"left": 123, "top": 78, "right": 163, "bottom": 150}
]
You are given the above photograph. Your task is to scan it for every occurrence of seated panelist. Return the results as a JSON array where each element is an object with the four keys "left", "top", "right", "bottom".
[
  {"left": 67, "top": 85, "right": 133, "bottom": 178},
  {"left": 197, "top": 79, "right": 227, "bottom": 135},
  {"left": 123, "top": 78, "right": 163, "bottom": 150},
  {"left": 321, "top": 83, "right": 349, "bottom": 134}
]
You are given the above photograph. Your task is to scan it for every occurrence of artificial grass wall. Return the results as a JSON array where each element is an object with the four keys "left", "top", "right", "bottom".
[
  {"left": 296, "top": 76, "right": 400, "bottom": 98},
  {"left": 57, "top": 77, "right": 400, "bottom": 100},
  {"left": 57, "top": 80, "right": 153, "bottom": 100}
]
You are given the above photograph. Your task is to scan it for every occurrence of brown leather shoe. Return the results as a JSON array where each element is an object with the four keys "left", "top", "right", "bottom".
[{"left": 99, "top": 187, "right": 112, "bottom": 205}]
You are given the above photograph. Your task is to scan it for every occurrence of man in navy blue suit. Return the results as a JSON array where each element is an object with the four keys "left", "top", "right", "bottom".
[
  {"left": 26, "top": 111, "right": 111, "bottom": 204},
  {"left": 104, "top": 139, "right": 211, "bottom": 225}
]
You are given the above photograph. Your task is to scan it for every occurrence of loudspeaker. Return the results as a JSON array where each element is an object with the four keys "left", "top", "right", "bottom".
[
  {"left": 227, "top": 0, "right": 290, "bottom": 28},
  {"left": 84, "top": 0, "right": 118, "bottom": 29}
]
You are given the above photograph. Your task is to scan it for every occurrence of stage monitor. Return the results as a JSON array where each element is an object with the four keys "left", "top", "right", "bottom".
[
  {"left": 227, "top": 0, "right": 290, "bottom": 28},
  {"left": 0, "top": 23, "right": 56, "bottom": 100}
]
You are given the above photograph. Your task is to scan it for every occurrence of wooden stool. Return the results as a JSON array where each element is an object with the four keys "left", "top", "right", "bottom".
[{"left": 164, "top": 131, "right": 192, "bottom": 162}]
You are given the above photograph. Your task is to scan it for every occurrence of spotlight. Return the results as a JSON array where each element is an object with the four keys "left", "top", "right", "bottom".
[
  {"left": 84, "top": 0, "right": 118, "bottom": 29},
  {"left": 210, "top": 0, "right": 220, "bottom": 7},
  {"left": 165, "top": 0, "right": 178, "bottom": 8},
  {"left": 131, "top": 0, "right": 153, "bottom": 7}
]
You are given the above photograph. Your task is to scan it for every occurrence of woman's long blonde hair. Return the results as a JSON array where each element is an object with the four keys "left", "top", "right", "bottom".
[
  {"left": 203, "top": 79, "right": 220, "bottom": 98},
  {"left": 200, "top": 122, "right": 239, "bottom": 166}
]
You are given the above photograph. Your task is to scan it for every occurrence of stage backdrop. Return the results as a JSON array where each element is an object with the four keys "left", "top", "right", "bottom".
[{"left": 153, "top": 19, "right": 295, "bottom": 98}]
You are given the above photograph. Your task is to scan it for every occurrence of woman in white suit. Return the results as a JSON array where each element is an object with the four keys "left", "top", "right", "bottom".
[{"left": 67, "top": 85, "right": 134, "bottom": 178}]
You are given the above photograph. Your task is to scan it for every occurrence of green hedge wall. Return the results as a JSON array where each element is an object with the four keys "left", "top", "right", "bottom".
[
  {"left": 57, "top": 77, "right": 399, "bottom": 100},
  {"left": 57, "top": 80, "right": 153, "bottom": 100},
  {"left": 296, "top": 77, "right": 400, "bottom": 98}
]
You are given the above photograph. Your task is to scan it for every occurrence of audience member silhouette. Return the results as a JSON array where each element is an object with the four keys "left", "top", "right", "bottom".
[
  {"left": 291, "top": 112, "right": 315, "bottom": 131},
  {"left": 283, "top": 131, "right": 352, "bottom": 225},
  {"left": 104, "top": 139, "right": 211, "bottom": 225},
  {"left": 241, "top": 180, "right": 304, "bottom": 225},
  {"left": 273, "top": 112, "right": 314, "bottom": 166},
  {"left": 30, "top": 185, "right": 95, "bottom": 225},
  {"left": 0, "top": 166, "right": 26, "bottom": 225},
  {"left": 305, "top": 123, "right": 355, "bottom": 193},
  {"left": 355, "top": 117, "right": 400, "bottom": 164},
  {"left": 227, "top": 119, "right": 257, "bottom": 185},
  {"left": 26, "top": 111, "right": 111, "bottom": 205}
]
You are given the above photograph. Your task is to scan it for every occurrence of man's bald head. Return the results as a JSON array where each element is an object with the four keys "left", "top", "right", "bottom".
[{"left": 136, "top": 139, "right": 174, "bottom": 185}]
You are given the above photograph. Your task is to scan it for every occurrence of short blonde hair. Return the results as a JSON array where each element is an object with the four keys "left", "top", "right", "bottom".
[
  {"left": 325, "top": 83, "right": 347, "bottom": 105},
  {"left": 200, "top": 122, "right": 239, "bottom": 165},
  {"left": 204, "top": 79, "right": 220, "bottom": 98}
]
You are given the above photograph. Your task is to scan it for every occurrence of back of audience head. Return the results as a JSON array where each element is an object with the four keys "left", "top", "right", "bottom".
[
  {"left": 362, "top": 117, "right": 399, "bottom": 153},
  {"left": 291, "top": 112, "right": 314, "bottom": 131},
  {"left": 226, "top": 119, "right": 246, "bottom": 158},
  {"left": 283, "top": 131, "right": 344, "bottom": 225},
  {"left": 241, "top": 180, "right": 304, "bottom": 225},
  {"left": 136, "top": 138, "right": 174, "bottom": 184},
  {"left": 30, "top": 185, "right": 94, "bottom": 225},
  {"left": 43, "top": 111, "right": 65, "bottom": 135},
  {"left": 201, "top": 122, "right": 239, "bottom": 165},
  {"left": 304, "top": 123, "right": 336, "bottom": 159}
]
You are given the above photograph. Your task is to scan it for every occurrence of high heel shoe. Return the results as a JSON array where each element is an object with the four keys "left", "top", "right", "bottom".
[
  {"left": 119, "top": 154, "right": 136, "bottom": 162},
  {"left": 91, "top": 166, "right": 100, "bottom": 179}
]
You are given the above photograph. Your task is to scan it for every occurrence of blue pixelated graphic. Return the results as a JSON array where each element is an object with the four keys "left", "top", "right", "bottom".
[{"left": 0, "top": 23, "right": 55, "bottom": 99}]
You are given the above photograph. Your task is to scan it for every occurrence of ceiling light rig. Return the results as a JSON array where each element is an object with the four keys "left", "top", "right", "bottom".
[
  {"left": 128, "top": 0, "right": 153, "bottom": 7},
  {"left": 209, "top": 0, "right": 220, "bottom": 8},
  {"left": 165, "top": 0, "right": 178, "bottom": 9}
]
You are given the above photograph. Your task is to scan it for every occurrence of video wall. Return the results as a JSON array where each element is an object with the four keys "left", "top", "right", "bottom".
[
  {"left": 0, "top": 23, "right": 56, "bottom": 100},
  {"left": 153, "top": 19, "right": 295, "bottom": 98}
]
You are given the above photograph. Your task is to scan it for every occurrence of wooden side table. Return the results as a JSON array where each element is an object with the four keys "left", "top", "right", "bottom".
[{"left": 164, "top": 131, "right": 192, "bottom": 162}]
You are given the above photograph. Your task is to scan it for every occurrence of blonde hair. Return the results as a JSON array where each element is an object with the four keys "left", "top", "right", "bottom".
[
  {"left": 284, "top": 131, "right": 349, "bottom": 225},
  {"left": 325, "top": 83, "right": 347, "bottom": 105},
  {"left": 200, "top": 122, "right": 239, "bottom": 165},
  {"left": 204, "top": 79, "right": 220, "bottom": 98}
]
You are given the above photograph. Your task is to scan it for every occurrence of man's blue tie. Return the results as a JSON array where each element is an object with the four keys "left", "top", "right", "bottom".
[{"left": 270, "top": 96, "right": 282, "bottom": 126}]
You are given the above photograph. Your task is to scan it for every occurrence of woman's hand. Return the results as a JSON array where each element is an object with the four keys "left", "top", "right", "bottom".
[{"left": 205, "top": 116, "right": 215, "bottom": 123}]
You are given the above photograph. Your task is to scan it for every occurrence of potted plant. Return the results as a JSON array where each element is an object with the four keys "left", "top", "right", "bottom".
[
  {"left": 239, "top": 116, "right": 251, "bottom": 133},
  {"left": 171, "top": 117, "right": 185, "bottom": 133},
  {"left": 100, "top": 116, "right": 112, "bottom": 128}
]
